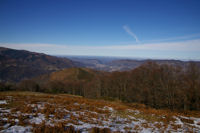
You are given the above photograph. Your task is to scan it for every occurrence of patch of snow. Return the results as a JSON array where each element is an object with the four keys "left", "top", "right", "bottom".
[
  {"left": 2, "top": 118, "right": 8, "bottom": 121},
  {"left": 0, "top": 100, "right": 7, "bottom": 104},
  {"left": 27, "top": 103, "right": 45, "bottom": 110},
  {"left": 1, "top": 125, "right": 32, "bottom": 133},
  {"left": 72, "top": 111, "right": 79, "bottom": 117},
  {"left": 178, "top": 115, "right": 200, "bottom": 130},
  {"left": 103, "top": 106, "right": 114, "bottom": 112},
  {"left": 3, "top": 123, "right": 11, "bottom": 129},
  {"left": 45, "top": 120, "right": 55, "bottom": 127},
  {"left": 179, "top": 116, "right": 200, "bottom": 125},
  {"left": 61, "top": 108, "right": 70, "bottom": 113},
  {"left": 173, "top": 116, "right": 183, "bottom": 126},
  {"left": 14, "top": 119, "right": 19, "bottom": 123},
  {"left": 66, "top": 123, "right": 106, "bottom": 132},
  {"left": 29, "top": 113, "right": 45, "bottom": 124},
  {"left": 128, "top": 115, "right": 138, "bottom": 121},
  {"left": 6, "top": 96, "right": 12, "bottom": 101},
  {"left": 28, "top": 104, "right": 35, "bottom": 108},
  {"left": 63, "top": 114, "right": 71, "bottom": 119},
  {"left": 140, "top": 128, "right": 154, "bottom": 133},
  {"left": 86, "top": 110, "right": 98, "bottom": 115},
  {"left": 49, "top": 114, "right": 54, "bottom": 118},
  {"left": 74, "top": 103, "right": 80, "bottom": 106},
  {"left": 0, "top": 108, "right": 11, "bottom": 114},
  {"left": 126, "top": 109, "right": 140, "bottom": 115}
]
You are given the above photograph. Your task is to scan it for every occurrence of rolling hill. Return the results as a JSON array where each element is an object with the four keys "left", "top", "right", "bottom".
[{"left": 0, "top": 47, "right": 81, "bottom": 82}]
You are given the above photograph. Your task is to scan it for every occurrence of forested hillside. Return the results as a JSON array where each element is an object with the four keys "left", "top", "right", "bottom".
[
  {"left": 0, "top": 47, "right": 80, "bottom": 82},
  {"left": 1, "top": 61, "right": 200, "bottom": 111}
]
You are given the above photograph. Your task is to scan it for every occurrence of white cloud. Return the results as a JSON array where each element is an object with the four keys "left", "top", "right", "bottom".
[
  {"left": 1, "top": 39, "right": 200, "bottom": 52},
  {"left": 123, "top": 25, "right": 140, "bottom": 43},
  {"left": 0, "top": 39, "right": 200, "bottom": 60},
  {"left": 103, "top": 39, "right": 200, "bottom": 51},
  {"left": 144, "top": 33, "right": 200, "bottom": 43}
]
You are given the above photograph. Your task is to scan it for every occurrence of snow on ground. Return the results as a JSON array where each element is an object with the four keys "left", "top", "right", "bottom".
[
  {"left": 1, "top": 95, "right": 200, "bottom": 133},
  {"left": 103, "top": 106, "right": 114, "bottom": 112},
  {"left": 1, "top": 125, "right": 32, "bottom": 133},
  {"left": 29, "top": 113, "right": 45, "bottom": 124},
  {"left": 0, "top": 100, "right": 7, "bottom": 105},
  {"left": 0, "top": 108, "right": 10, "bottom": 113}
]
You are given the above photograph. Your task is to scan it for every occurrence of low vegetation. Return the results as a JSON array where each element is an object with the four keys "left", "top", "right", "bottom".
[{"left": 0, "top": 92, "right": 200, "bottom": 132}]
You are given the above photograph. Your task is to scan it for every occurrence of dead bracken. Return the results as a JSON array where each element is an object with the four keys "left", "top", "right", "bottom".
[{"left": 0, "top": 91, "right": 200, "bottom": 133}]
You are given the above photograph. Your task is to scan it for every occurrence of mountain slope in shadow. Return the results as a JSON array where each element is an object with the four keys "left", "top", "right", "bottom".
[{"left": 0, "top": 47, "right": 81, "bottom": 82}]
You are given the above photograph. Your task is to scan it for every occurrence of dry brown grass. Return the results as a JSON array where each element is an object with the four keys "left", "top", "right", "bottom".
[
  {"left": 180, "top": 117, "right": 194, "bottom": 124},
  {"left": 90, "top": 127, "right": 111, "bottom": 133},
  {"left": 1, "top": 91, "right": 200, "bottom": 133},
  {"left": 32, "top": 122, "right": 79, "bottom": 133}
]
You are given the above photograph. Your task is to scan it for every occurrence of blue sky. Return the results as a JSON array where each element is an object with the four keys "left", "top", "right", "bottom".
[{"left": 0, "top": 0, "right": 200, "bottom": 60}]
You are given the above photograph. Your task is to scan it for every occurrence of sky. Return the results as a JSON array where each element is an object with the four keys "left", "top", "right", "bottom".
[{"left": 0, "top": 0, "right": 200, "bottom": 60}]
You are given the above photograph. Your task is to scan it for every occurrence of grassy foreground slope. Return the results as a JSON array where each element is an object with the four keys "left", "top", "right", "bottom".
[{"left": 0, "top": 92, "right": 200, "bottom": 133}]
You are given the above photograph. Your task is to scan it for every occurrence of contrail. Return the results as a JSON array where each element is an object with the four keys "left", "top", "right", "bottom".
[{"left": 123, "top": 25, "right": 140, "bottom": 43}]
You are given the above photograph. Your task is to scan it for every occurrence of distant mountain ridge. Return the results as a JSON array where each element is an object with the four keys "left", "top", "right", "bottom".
[
  {"left": 1, "top": 47, "right": 200, "bottom": 82},
  {"left": 0, "top": 47, "right": 81, "bottom": 82},
  {"left": 66, "top": 56, "right": 200, "bottom": 72}
]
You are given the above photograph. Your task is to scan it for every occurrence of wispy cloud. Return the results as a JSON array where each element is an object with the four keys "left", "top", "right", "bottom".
[
  {"left": 123, "top": 25, "right": 140, "bottom": 43},
  {"left": 144, "top": 33, "right": 200, "bottom": 43},
  {"left": 1, "top": 39, "right": 200, "bottom": 60},
  {"left": 103, "top": 39, "right": 200, "bottom": 51}
]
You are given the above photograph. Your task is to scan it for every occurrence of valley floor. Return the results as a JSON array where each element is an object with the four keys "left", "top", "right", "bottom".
[{"left": 0, "top": 92, "right": 200, "bottom": 133}]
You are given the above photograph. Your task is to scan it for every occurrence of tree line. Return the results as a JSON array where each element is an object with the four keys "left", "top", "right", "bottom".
[{"left": 0, "top": 61, "right": 200, "bottom": 111}]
